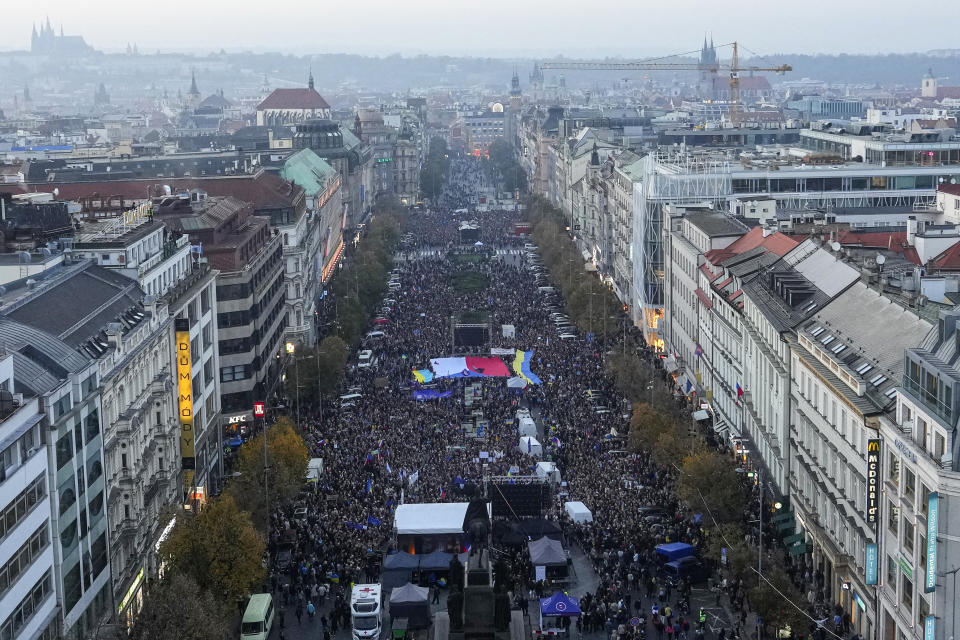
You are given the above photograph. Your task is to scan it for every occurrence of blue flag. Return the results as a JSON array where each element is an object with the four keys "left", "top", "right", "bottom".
[
  {"left": 368, "top": 516, "right": 382, "bottom": 527},
  {"left": 365, "top": 478, "right": 372, "bottom": 493}
]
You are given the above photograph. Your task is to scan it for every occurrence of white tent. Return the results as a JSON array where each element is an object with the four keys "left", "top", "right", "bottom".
[
  {"left": 536, "top": 461, "right": 560, "bottom": 484},
  {"left": 507, "top": 376, "right": 528, "bottom": 389},
  {"left": 564, "top": 501, "right": 593, "bottom": 523},
  {"left": 519, "top": 436, "right": 542, "bottom": 457},
  {"left": 501, "top": 325, "right": 515, "bottom": 339},
  {"left": 395, "top": 503, "right": 470, "bottom": 535},
  {"left": 518, "top": 417, "right": 537, "bottom": 437}
]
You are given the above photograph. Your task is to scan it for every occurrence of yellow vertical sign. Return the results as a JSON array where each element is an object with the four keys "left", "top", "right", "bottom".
[{"left": 175, "top": 319, "right": 196, "bottom": 490}]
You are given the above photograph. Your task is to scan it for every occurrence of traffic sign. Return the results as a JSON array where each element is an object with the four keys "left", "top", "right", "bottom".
[
  {"left": 631, "top": 617, "right": 641, "bottom": 627},
  {"left": 253, "top": 401, "right": 265, "bottom": 417}
]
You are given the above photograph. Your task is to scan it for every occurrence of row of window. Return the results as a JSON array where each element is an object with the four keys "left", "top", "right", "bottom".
[
  {"left": 0, "top": 570, "right": 52, "bottom": 640},
  {"left": 0, "top": 421, "right": 43, "bottom": 484},
  {"left": 0, "top": 523, "right": 49, "bottom": 598},
  {"left": 55, "top": 410, "right": 100, "bottom": 472},
  {"left": 220, "top": 365, "right": 251, "bottom": 383},
  {"left": 0, "top": 476, "right": 45, "bottom": 542}
]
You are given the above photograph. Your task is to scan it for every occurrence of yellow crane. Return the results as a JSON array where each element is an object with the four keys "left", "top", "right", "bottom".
[{"left": 540, "top": 41, "right": 791, "bottom": 127}]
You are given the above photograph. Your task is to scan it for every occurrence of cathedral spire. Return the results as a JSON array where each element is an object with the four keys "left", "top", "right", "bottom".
[
  {"left": 308, "top": 67, "right": 315, "bottom": 90},
  {"left": 188, "top": 69, "right": 199, "bottom": 96}
]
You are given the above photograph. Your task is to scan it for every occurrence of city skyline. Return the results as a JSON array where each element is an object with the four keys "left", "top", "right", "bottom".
[{"left": 5, "top": 0, "right": 960, "bottom": 57}]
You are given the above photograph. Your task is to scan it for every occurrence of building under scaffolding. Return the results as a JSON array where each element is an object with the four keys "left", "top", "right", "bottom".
[{"left": 631, "top": 151, "right": 731, "bottom": 348}]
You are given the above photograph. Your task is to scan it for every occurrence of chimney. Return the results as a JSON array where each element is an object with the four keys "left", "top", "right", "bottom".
[
  {"left": 762, "top": 225, "right": 775, "bottom": 238},
  {"left": 907, "top": 216, "right": 917, "bottom": 246},
  {"left": 106, "top": 322, "right": 123, "bottom": 352}
]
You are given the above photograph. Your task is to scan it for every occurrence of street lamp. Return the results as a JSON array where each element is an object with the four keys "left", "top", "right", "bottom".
[{"left": 285, "top": 342, "right": 300, "bottom": 428}]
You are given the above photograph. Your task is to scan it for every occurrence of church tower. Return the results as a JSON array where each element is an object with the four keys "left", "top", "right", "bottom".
[
  {"left": 697, "top": 35, "right": 719, "bottom": 99},
  {"left": 922, "top": 68, "right": 938, "bottom": 99},
  {"left": 187, "top": 69, "right": 201, "bottom": 109}
]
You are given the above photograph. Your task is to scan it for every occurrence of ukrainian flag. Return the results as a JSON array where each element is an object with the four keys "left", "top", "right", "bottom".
[
  {"left": 412, "top": 369, "right": 434, "bottom": 383},
  {"left": 512, "top": 350, "right": 542, "bottom": 385}
]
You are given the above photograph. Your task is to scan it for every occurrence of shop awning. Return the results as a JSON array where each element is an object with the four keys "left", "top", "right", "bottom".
[
  {"left": 777, "top": 518, "right": 796, "bottom": 532},
  {"left": 783, "top": 533, "right": 805, "bottom": 546},
  {"left": 772, "top": 511, "right": 795, "bottom": 524},
  {"left": 692, "top": 409, "right": 709, "bottom": 421},
  {"left": 788, "top": 543, "right": 811, "bottom": 556}
]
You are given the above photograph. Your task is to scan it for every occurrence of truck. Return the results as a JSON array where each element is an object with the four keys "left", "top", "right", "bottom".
[{"left": 350, "top": 583, "right": 382, "bottom": 640}]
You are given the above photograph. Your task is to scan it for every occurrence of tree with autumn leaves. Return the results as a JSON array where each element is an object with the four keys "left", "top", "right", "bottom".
[
  {"left": 159, "top": 494, "right": 265, "bottom": 604},
  {"left": 228, "top": 417, "right": 309, "bottom": 530}
]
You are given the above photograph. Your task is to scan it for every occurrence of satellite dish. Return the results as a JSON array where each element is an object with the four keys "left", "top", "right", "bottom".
[
  {"left": 831, "top": 242, "right": 841, "bottom": 252},
  {"left": 52, "top": 188, "right": 59, "bottom": 197},
  {"left": 876, "top": 254, "right": 886, "bottom": 265}
]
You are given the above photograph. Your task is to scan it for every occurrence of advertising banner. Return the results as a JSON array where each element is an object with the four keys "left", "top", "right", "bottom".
[
  {"left": 865, "top": 543, "right": 878, "bottom": 585},
  {"left": 175, "top": 319, "right": 195, "bottom": 489},
  {"left": 866, "top": 439, "right": 881, "bottom": 524},
  {"left": 925, "top": 491, "right": 939, "bottom": 593}
]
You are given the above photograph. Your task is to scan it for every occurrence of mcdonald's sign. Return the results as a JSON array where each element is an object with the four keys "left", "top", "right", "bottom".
[
  {"left": 866, "top": 439, "right": 881, "bottom": 524},
  {"left": 175, "top": 319, "right": 196, "bottom": 488}
]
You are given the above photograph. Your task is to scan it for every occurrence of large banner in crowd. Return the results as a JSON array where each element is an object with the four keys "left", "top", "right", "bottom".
[{"left": 429, "top": 356, "right": 511, "bottom": 378}]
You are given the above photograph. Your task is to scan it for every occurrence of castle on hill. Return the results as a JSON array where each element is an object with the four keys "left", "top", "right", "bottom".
[{"left": 31, "top": 18, "right": 95, "bottom": 55}]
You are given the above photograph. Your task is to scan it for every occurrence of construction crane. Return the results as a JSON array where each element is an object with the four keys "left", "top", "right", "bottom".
[{"left": 540, "top": 42, "right": 791, "bottom": 127}]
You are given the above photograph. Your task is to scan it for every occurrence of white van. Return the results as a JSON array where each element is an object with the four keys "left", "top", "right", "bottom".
[
  {"left": 241, "top": 594, "right": 275, "bottom": 640},
  {"left": 357, "top": 350, "right": 375, "bottom": 368},
  {"left": 365, "top": 331, "right": 386, "bottom": 340}
]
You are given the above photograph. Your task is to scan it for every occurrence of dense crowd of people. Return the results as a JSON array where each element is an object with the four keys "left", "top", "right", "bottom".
[{"left": 257, "top": 159, "right": 811, "bottom": 640}]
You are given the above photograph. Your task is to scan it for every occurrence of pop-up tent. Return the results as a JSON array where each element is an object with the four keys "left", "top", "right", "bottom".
[
  {"left": 395, "top": 503, "right": 470, "bottom": 535},
  {"left": 528, "top": 537, "right": 566, "bottom": 566},
  {"left": 536, "top": 461, "right": 560, "bottom": 484},
  {"left": 655, "top": 542, "right": 695, "bottom": 562},
  {"left": 564, "top": 501, "right": 593, "bottom": 523},
  {"left": 519, "top": 436, "right": 542, "bottom": 456},
  {"left": 518, "top": 417, "right": 538, "bottom": 438},
  {"left": 381, "top": 551, "right": 421, "bottom": 590},
  {"left": 389, "top": 582, "right": 431, "bottom": 629},
  {"left": 417, "top": 550, "right": 454, "bottom": 571},
  {"left": 539, "top": 591, "right": 581, "bottom": 631}
]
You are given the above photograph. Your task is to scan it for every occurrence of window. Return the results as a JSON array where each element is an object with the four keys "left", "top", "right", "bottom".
[
  {"left": 0, "top": 570, "right": 52, "bottom": 639},
  {"left": 53, "top": 394, "right": 71, "bottom": 419},
  {"left": 85, "top": 409, "right": 100, "bottom": 441},
  {"left": 901, "top": 575, "right": 913, "bottom": 611},
  {"left": 220, "top": 365, "right": 249, "bottom": 383},
  {"left": 56, "top": 434, "right": 73, "bottom": 470},
  {"left": 904, "top": 468, "right": 916, "bottom": 502},
  {"left": 903, "top": 518, "right": 915, "bottom": 554},
  {"left": 889, "top": 452, "right": 900, "bottom": 485},
  {"left": 59, "top": 485, "right": 76, "bottom": 515},
  {"left": 888, "top": 501, "right": 899, "bottom": 535},
  {"left": 887, "top": 555, "right": 897, "bottom": 585},
  {"left": 0, "top": 524, "right": 48, "bottom": 598},
  {"left": 920, "top": 484, "right": 931, "bottom": 516}
]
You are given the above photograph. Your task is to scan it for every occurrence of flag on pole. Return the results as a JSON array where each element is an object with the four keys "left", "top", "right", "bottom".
[
  {"left": 365, "top": 478, "right": 372, "bottom": 493},
  {"left": 551, "top": 436, "right": 562, "bottom": 448},
  {"left": 386, "top": 462, "right": 392, "bottom": 474},
  {"left": 368, "top": 516, "right": 382, "bottom": 526},
  {"left": 736, "top": 383, "right": 744, "bottom": 398},
  {"left": 439, "top": 487, "right": 446, "bottom": 499},
  {"left": 695, "top": 344, "right": 703, "bottom": 357}
]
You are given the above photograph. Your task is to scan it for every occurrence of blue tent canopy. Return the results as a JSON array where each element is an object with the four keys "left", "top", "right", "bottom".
[
  {"left": 383, "top": 551, "right": 420, "bottom": 570},
  {"left": 418, "top": 550, "right": 453, "bottom": 570},
  {"left": 540, "top": 591, "right": 581, "bottom": 617},
  {"left": 655, "top": 542, "right": 694, "bottom": 562}
]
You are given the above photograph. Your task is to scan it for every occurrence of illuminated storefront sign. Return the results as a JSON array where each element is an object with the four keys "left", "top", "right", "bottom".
[
  {"left": 175, "top": 319, "right": 195, "bottom": 490},
  {"left": 118, "top": 567, "right": 145, "bottom": 614},
  {"left": 925, "top": 491, "right": 939, "bottom": 593},
  {"left": 865, "top": 543, "right": 878, "bottom": 585},
  {"left": 866, "top": 439, "right": 881, "bottom": 524}
]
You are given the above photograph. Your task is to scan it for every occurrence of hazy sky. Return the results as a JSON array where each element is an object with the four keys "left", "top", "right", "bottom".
[{"left": 6, "top": 0, "right": 959, "bottom": 58}]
